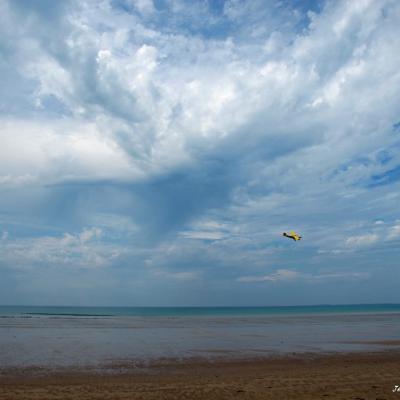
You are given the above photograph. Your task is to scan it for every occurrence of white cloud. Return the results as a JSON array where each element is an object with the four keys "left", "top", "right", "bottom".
[
  {"left": 178, "top": 219, "right": 230, "bottom": 241},
  {"left": 179, "top": 231, "right": 225, "bottom": 240},
  {"left": 346, "top": 234, "right": 379, "bottom": 247},
  {"left": 0, "top": 119, "right": 139, "bottom": 186},
  {"left": 131, "top": 0, "right": 155, "bottom": 16},
  {"left": 387, "top": 224, "right": 400, "bottom": 240},
  {"left": 152, "top": 269, "right": 200, "bottom": 281},
  {"left": 2, "top": 0, "right": 400, "bottom": 193},
  {"left": 308, "top": 272, "right": 370, "bottom": 281},
  {"left": 0, "top": 228, "right": 120, "bottom": 269},
  {"left": 238, "top": 269, "right": 299, "bottom": 283},
  {"left": 238, "top": 269, "right": 370, "bottom": 283},
  {"left": 79, "top": 227, "right": 102, "bottom": 243}
]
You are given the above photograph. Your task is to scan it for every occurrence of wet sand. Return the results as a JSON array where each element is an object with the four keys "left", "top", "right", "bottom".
[{"left": 1, "top": 351, "right": 400, "bottom": 400}]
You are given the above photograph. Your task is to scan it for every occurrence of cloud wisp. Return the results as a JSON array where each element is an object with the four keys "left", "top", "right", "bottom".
[{"left": 237, "top": 269, "right": 370, "bottom": 284}]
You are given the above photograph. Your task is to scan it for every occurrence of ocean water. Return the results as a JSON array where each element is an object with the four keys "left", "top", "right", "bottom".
[
  {"left": 1, "top": 304, "right": 400, "bottom": 369},
  {"left": 1, "top": 303, "right": 400, "bottom": 317}
]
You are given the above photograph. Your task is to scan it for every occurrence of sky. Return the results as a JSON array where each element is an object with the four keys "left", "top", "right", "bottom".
[{"left": 1, "top": 0, "right": 400, "bottom": 306}]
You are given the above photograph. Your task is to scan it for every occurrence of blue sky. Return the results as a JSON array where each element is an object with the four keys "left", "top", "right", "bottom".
[{"left": 1, "top": 0, "right": 400, "bottom": 306}]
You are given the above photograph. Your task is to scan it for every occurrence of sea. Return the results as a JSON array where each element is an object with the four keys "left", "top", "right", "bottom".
[{"left": 1, "top": 304, "right": 400, "bottom": 369}]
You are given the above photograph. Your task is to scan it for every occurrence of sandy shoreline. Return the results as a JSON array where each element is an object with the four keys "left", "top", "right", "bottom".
[{"left": 1, "top": 351, "right": 400, "bottom": 399}]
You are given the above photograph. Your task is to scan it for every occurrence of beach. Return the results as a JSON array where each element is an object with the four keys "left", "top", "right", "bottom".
[
  {"left": 1, "top": 306, "right": 400, "bottom": 399},
  {"left": 1, "top": 352, "right": 400, "bottom": 399}
]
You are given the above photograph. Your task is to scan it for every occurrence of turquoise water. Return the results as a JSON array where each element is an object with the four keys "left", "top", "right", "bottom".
[{"left": 1, "top": 304, "right": 400, "bottom": 317}]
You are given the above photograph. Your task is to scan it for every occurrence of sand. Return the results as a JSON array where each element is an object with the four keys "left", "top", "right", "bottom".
[{"left": 1, "top": 351, "right": 400, "bottom": 399}]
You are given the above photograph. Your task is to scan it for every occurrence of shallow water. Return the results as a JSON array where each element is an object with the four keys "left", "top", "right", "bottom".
[{"left": 1, "top": 310, "right": 400, "bottom": 368}]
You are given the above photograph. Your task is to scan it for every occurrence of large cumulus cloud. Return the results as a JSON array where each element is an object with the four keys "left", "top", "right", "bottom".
[{"left": 1, "top": 0, "right": 400, "bottom": 305}]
